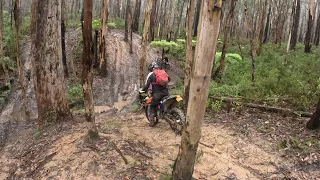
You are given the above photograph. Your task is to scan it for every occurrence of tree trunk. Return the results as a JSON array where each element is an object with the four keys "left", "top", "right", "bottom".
[
  {"left": 132, "top": 0, "right": 141, "bottom": 32},
  {"left": 10, "top": 0, "right": 13, "bottom": 28},
  {"left": 14, "top": 0, "right": 29, "bottom": 119},
  {"left": 157, "top": 0, "right": 165, "bottom": 38},
  {"left": 125, "top": 0, "right": 131, "bottom": 41},
  {"left": 94, "top": 30, "right": 99, "bottom": 68},
  {"left": 290, "top": 0, "right": 300, "bottom": 50},
  {"left": 305, "top": 0, "right": 314, "bottom": 53},
  {"left": 159, "top": 0, "right": 168, "bottom": 40},
  {"left": 0, "top": 0, "right": 9, "bottom": 82},
  {"left": 193, "top": 0, "right": 202, "bottom": 38},
  {"left": 174, "top": 0, "right": 186, "bottom": 40},
  {"left": 183, "top": 0, "right": 196, "bottom": 109},
  {"left": 115, "top": 0, "right": 121, "bottom": 18},
  {"left": 166, "top": 0, "right": 175, "bottom": 42},
  {"left": 172, "top": 0, "right": 223, "bottom": 179},
  {"left": 315, "top": 9, "right": 320, "bottom": 46},
  {"left": 150, "top": 0, "right": 158, "bottom": 41},
  {"left": 74, "top": 0, "right": 79, "bottom": 20},
  {"left": 263, "top": 4, "right": 271, "bottom": 43},
  {"left": 31, "top": 0, "right": 70, "bottom": 126},
  {"left": 61, "top": 0, "right": 68, "bottom": 78},
  {"left": 213, "top": 0, "right": 237, "bottom": 81},
  {"left": 140, "top": 0, "right": 151, "bottom": 87},
  {"left": 257, "top": 0, "right": 268, "bottom": 56},
  {"left": 99, "top": 0, "right": 109, "bottom": 77},
  {"left": 70, "top": 0, "right": 75, "bottom": 19},
  {"left": 245, "top": 4, "right": 256, "bottom": 84},
  {"left": 129, "top": 3, "right": 133, "bottom": 53},
  {"left": 306, "top": 98, "right": 320, "bottom": 130},
  {"left": 83, "top": 0, "right": 98, "bottom": 135}
]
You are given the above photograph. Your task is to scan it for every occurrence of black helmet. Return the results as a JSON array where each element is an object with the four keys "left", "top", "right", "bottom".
[{"left": 148, "top": 61, "right": 159, "bottom": 72}]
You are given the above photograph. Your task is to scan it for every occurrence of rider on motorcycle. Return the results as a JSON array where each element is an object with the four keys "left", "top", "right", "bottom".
[{"left": 140, "top": 61, "right": 169, "bottom": 118}]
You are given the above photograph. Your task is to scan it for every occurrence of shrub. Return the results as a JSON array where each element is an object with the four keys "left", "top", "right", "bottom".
[
  {"left": 67, "top": 84, "right": 83, "bottom": 108},
  {"left": 92, "top": 19, "right": 101, "bottom": 31}
]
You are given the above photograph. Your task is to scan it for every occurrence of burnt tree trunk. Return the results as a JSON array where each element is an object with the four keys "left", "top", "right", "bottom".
[
  {"left": 132, "top": 0, "right": 141, "bottom": 32},
  {"left": 193, "top": 0, "right": 202, "bottom": 37},
  {"left": 83, "top": 0, "right": 98, "bottom": 135},
  {"left": 213, "top": 0, "right": 237, "bottom": 81},
  {"left": 31, "top": 0, "right": 70, "bottom": 126},
  {"left": 290, "top": 0, "right": 300, "bottom": 50},
  {"left": 183, "top": 0, "right": 196, "bottom": 109},
  {"left": 305, "top": 0, "right": 314, "bottom": 53},
  {"left": 61, "top": 0, "right": 68, "bottom": 78},
  {"left": 14, "top": 0, "right": 29, "bottom": 119},
  {"left": 263, "top": 4, "right": 271, "bottom": 43},
  {"left": 306, "top": 98, "right": 320, "bottom": 130},
  {"left": 257, "top": 0, "right": 268, "bottom": 56},
  {"left": 172, "top": 0, "right": 223, "bottom": 179},
  {"left": 94, "top": 30, "right": 98, "bottom": 68}
]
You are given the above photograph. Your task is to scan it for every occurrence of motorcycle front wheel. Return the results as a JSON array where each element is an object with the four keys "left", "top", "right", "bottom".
[{"left": 145, "top": 106, "right": 159, "bottom": 127}]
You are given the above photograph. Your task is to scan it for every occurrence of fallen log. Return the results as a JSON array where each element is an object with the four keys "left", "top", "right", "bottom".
[{"left": 211, "top": 96, "right": 313, "bottom": 117}]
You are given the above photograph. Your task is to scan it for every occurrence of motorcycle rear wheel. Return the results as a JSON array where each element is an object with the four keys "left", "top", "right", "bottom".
[
  {"left": 169, "top": 108, "right": 185, "bottom": 135},
  {"left": 145, "top": 106, "right": 159, "bottom": 127}
]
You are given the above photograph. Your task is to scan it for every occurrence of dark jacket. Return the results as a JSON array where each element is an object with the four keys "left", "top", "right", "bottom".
[{"left": 142, "top": 71, "right": 169, "bottom": 95}]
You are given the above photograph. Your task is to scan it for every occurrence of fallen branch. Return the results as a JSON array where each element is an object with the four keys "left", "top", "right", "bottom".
[
  {"left": 199, "top": 141, "right": 215, "bottom": 149},
  {"left": 111, "top": 141, "right": 128, "bottom": 165},
  {"left": 212, "top": 96, "right": 313, "bottom": 117}
]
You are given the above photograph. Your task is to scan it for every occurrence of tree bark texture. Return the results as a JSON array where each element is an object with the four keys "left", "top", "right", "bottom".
[
  {"left": 31, "top": 0, "right": 70, "bottom": 126},
  {"left": 133, "top": 0, "right": 141, "bottom": 32},
  {"left": 61, "top": 0, "right": 68, "bottom": 78},
  {"left": 183, "top": 0, "right": 196, "bottom": 109},
  {"left": 140, "top": 0, "right": 151, "bottom": 87},
  {"left": 14, "top": 0, "right": 29, "bottom": 119},
  {"left": 99, "top": 0, "right": 109, "bottom": 76},
  {"left": 82, "top": 0, "right": 97, "bottom": 134},
  {"left": 290, "top": 0, "right": 300, "bottom": 50},
  {"left": 172, "top": 0, "right": 223, "bottom": 179},
  {"left": 305, "top": 0, "right": 314, "bottom": 53}
]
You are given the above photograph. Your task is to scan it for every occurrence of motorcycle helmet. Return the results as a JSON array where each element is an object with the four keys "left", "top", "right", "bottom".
[{"left": 148, "top": 61, "right": 159, "bottom": 72}]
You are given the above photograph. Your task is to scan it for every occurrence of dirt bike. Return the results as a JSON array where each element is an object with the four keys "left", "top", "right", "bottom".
[{"left": 139, "top": 91, "right": 185, "bottom": 135}]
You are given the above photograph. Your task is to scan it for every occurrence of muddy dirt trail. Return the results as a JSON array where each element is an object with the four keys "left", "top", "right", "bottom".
[{"left": 0, "top": 29, "right": 319, "bottom": 179}]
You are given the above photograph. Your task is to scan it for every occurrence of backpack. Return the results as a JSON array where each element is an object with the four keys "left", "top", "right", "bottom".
[{"left": 153, "top": 69, "right": 169, "bottom": 86}]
